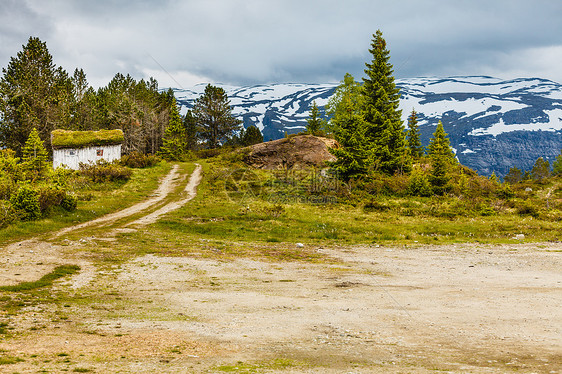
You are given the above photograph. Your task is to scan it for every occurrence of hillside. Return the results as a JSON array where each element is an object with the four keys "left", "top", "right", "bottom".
[{"left": 172, "top": 76, "right": 562, "bottom": 176}]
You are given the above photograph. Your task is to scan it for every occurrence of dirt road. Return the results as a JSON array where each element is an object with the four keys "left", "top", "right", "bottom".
[{"left": 1, "top": 164, "right": 560, "bottom": 373}]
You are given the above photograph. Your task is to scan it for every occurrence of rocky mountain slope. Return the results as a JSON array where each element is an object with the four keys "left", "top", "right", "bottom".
[{"left": 172, "top": 76, "right": 562, "bottom": 176}]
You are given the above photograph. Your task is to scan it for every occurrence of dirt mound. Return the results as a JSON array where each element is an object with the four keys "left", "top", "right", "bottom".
[{"left": 244, "top": 135, "right": 338, "bottom": 169}]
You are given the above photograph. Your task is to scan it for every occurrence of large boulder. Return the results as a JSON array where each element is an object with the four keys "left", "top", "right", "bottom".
[{"left": 244, "top": 135, "right": 338, "bottom": 169}]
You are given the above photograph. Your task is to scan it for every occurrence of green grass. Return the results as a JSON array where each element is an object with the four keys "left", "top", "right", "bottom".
[
  {"left": 149, "top": 160, "right": 562, "bottom": 246},
  {"left": 0, "top": 161, "right": 172, "bottom": 245},
  {"left": 0, "top": 265, "right": 80, "bottom": 292},
  {"left": 0, "top": 354, "right": 24, "bottom": 365},
  {"left": 214, "top": 358, "right": 303, "bottom": 373}
]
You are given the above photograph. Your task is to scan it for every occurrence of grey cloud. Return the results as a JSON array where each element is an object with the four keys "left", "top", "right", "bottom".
[{"left": 1, "top": 0, "right": 561, "bottom": 87}]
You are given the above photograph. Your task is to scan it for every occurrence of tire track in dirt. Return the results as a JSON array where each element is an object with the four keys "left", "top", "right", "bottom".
[
  {"left": 125, "top": 163, "right": 202, "bottom": 227},
  {"left": 0, "top": 164, "right": 202, "bottom": 288},
  {"left": 53, "top": 164, "right": 183, "bottom": 238}
]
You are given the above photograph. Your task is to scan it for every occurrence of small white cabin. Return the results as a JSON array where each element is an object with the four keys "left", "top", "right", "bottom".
[{"left": 51, "top": 129, "right": 124, "bottom": 170}]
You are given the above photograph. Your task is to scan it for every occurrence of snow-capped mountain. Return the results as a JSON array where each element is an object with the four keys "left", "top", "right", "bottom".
[{"left": 172, "top": 76, "right": 562, "bottom": 176}]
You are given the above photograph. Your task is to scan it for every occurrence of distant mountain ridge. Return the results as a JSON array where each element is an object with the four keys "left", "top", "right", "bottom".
[{"left": 171, "top": 76, "right": 562, "bottom": 176}]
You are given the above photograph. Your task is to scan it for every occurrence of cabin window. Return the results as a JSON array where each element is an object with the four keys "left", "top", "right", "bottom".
[
  {"left": 68, "top": 150, "right": 76, "bottom": 156},
  {"left": 97, "top": 149, "right": 104, "bottom": 156}
]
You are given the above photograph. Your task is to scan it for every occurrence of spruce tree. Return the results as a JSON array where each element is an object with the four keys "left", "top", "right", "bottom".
[
  {"left": 552, "top": 150, "right": 562, "bottom": 176},
  {"left": 193, "top": 84, "right": 242, "bottom": 149},
  {"left": 504, "top": 166, "right": 523, "bottom": 184},
  {"left": 0, "top": 37, "right": 71, "bottom": 154},
  {"left": 407, "top": 109, "right": 423, "bottom": 158},
  {"left": 326, "top": 74, "right": 368, "bottom": 180},
  {"left": 159, "top": 103, "right": 188, "bottom": 160},
  {"left": 362, "top": 30, "right": 410, "bottom": 174},
  {"left": 184, "top": 110, "right": 198, "bottom": 151},
  {"left": 22, "top": 127, "right": 49, "bottom": 180},
  {"left": 242, "top": 125, "right": 263, "bottom": 146},
  {"left": 306, "top": 101, "right": 325, "bottom": 135},
  {"left": 531, "top": 157, "right": 550, "bottom": 182},
  {"left": 427, "top": 121, "right": 455, "bottom": 194}
]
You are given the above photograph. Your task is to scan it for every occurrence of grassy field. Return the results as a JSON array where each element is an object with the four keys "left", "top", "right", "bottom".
[
  {"left": 0, "top": 161, "right": 173, "bottom": 246},
  {"left": 143, "top": 159, "right": 561, "bottom": 251}
]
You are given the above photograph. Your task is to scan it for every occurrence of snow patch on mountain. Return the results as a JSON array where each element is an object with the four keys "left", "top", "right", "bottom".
[{"left": 171, "top": 76, "right": 562, "bottom": 176}]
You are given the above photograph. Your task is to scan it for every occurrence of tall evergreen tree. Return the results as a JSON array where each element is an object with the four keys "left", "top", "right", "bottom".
[
  {"left": 531, "top": 157, "right": 550, "bottom": 182},
  {"left": 406, "top": 109, "right": 423, "bottom": 158},
  {"left": 427, "top": 121, "right": 456, "bottom": 194},
  {"left": 242, "top": 125, "right": 263, "bottom": 146},
  {"left": 193, "top": 84, "right": 242, "bottom": 149},
  {"left": 362, "top": 30, "right": 410, "bottom": 174},
  {"left": 504, "top": 166, "right": 523, "bottom": 184},
  {"left": 159, "top": 103, "right": 188, "bottom": 160},
  {"left": 326, "top": 74, "right": 368, "bottom": 180},
  {"left": 552, "top": 150, "right": 562, "bottom": 176},
  {"left": 306, "top": 101, "right": 325, "bottom": 135},
  {"left": 22, "top": 127, "right": 49, "bottom": 180},
  {"left": 184, "top": 110, "right": 199, "bottom": 151},
  {"left": 0, "top": 37, "right": 71, "bottom": 154}
]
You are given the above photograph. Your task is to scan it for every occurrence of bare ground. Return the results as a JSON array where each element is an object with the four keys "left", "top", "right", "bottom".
[{"left": 1, "top": 164, "right": 561, "bottom": 373}]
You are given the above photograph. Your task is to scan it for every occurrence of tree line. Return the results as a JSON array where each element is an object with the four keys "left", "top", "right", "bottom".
[{"left": 0, "top": 37, "right": 263, "bottom": 161}]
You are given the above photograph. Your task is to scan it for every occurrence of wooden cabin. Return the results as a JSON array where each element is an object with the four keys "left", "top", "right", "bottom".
[{"left": 51, "top": 129, "right": 124, "bottom": 170}]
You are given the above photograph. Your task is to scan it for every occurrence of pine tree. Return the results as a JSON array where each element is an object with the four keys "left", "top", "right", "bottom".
[
  {"left": 159, "top": 103, "right": 188, "bottom": 160},
  {"left": 242, "top": 125, "right": 263, "bottom": 146},
  {"left": 504, "top": 166, "right": 523, "bottom": 184},
  {"left": 184, "top": 110, "right": 198, "bottom": 151},
  {"left": 326, "top": 74, "right": 368, "bottom": 180},
  {"left": 551, "top": 150, "right": 562, "bottom": 176},
  {"left": 306, "top": 101, "right": 325, "bottom": 135},
  {"left": 0, "top": 37, "right": 71, "bottom": 154},
  {"left": 22, "top": 127, "right": 49, "bottom": 180},
  {"left": 531, "top": 157, "right": 550, "bottom": 182},
  {"left": 193, "top": 84, "right": 242, "bottom": 149},
  {"left": 362, "top": 30, "right": 410, "bottom": 174},
  {"left": 407, "top": 109, "right": 423, "bottom": 158},
  {"left": 427, "top": 121, "right": 456, "bottom": 194}
]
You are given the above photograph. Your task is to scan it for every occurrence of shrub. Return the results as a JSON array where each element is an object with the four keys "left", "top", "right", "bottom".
[
  {"left": 407, "top": 170, "right": 432, "bottom": 197},
  {"left": 60, "top": 194, "right": 78, "bottom": 211},
  {"left": 516, "top": 202, "right": 540, "bottom": 218},
  {"left": 79, "top": 160, "right": 132, "bottom": 182},
  {"left": 120, "top": 151, "right": 161, "bottom": 168},
  {"left": 363, "top": 200, "right": 391, "bottom": 212},
  {"left": 10, "top": 184, "right": 41, "bottom": 221},
  {"left": 496, "top": 184, "right": 515, "bottom": 199},
  {"left": 52, "top": 167, "right": 75, "bottom": 188},
  {"left": 0, "top": 172, "right": 16, "bottom": 200},
  {"left": 38, "top": 185, "right": 66, "bottom": 213},
  {"left": 0, "top": 200, "right": 18, "bottom": 228}
]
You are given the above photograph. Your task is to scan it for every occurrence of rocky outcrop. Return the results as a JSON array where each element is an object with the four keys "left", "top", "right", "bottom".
[{"left": 244, "top": 135, "right": 337, "bottom": 169}]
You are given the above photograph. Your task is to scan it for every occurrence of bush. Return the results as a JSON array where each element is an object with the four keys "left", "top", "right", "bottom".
[
  {"left": 196, "top": 148, "right": 224, "bottom": 159},
  {"left": 10, "top": 184, "right": 41, "bottom": 221},
  {"left": 38, "top": 185, "right": 66, "bottom": 213},
  {"left": 60, "top": 194, "right": 78, "bottom": 211},
  {"left": 120, "top": 151, "right": 161, "bottom": 168},
  {"left": 516, "top": 202, "right": 540, "bottom": 218},
  {"left": 363, "top": 200, "right": 392, "bottom": 212},
  {"left": 0, "top": 200, "right": 18, "bottom": 228},
  {"left": 79, "top": 160, "right": 132, "bottom": 182},
  {"left": 52, "top": 167, "right": 75, "bottom": 188},
  {"left": 407, "top": 170, "right": 432, "bottom": 197},
  {"left": 0, "top": 172, "right": 16, "bottom": 200}
]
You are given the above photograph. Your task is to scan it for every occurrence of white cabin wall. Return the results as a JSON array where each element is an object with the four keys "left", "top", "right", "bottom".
[{"left": 53, "top": 144, "right": 122, "bottom": 170}]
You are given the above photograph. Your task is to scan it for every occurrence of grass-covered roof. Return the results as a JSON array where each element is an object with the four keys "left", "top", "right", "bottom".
[{"left": 51, "top": 129, "right": 124, "bottom": 149}]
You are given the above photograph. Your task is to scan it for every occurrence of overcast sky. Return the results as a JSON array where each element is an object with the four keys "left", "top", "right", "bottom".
[{"left": 1, "top": 0, "right": 561, "bottom": 89}]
